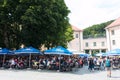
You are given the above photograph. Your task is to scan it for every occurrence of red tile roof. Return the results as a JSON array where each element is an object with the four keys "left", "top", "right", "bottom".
[
  {"left": 71, "top": 25, "right": 82, "bottom": 31},
  {"left": 106, "top": 17, "right": 120, "bottom": 28}
]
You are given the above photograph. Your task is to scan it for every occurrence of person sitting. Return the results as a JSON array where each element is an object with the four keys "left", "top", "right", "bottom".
[
  {"left": 32, "top": 60, "right": 39, "bottom": 69},
  {"left": 9, "top": 58, "right": 16, "bottom": 69}
]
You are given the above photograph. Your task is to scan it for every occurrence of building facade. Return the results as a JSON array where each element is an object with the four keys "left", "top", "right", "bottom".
[
  {"left": 68, "top": 17, "right": 120, "bottom": 54},
  {"left": 83, "top": 37, "right": 107, "bottom": 55},
  {"left": 105, "top": 17, "right": 120, "bottom": 51},
  {"left": 67, "top": 25, "right": 83, "bottom": 52},
  {"left": 68, "top": 25, "right": 107, "bottom": 54}
]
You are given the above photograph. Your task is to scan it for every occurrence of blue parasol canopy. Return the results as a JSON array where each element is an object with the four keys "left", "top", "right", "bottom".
[
  {"left": 44, "top": 46, "right": 72, "bottom": 71},
  {"left": 14, "top": 46, "right": 42, "bottom": 68},
  {"left": 14, "top": 46, "right": 42, "bottom": 54},
  {"left": 106, "top": 48, "right": 120, "bottom": 56},
  {"left": 0, "top": 48, "right": 13, "bottom": 67},
  {"left": 44, "top": 46, "right": 72, "bottom": 55},
  {"left": 0, "top": 48, "right": 13, "bottom": 54}
]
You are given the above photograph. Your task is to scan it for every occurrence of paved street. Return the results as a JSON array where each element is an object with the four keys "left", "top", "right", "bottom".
[{"left": 0, "top": 66, "right": 120, "bottom": 80}]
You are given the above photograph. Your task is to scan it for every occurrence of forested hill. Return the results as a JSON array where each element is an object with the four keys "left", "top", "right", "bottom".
[{"left": 83, "top": 20, "right": 114, "bottom": 39}]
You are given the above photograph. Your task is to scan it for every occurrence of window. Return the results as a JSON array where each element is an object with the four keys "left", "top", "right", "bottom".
[
  {"left": 76, "top": 34, "right": 78, "bottom": 38},
  {"left": 85, "top": 42, "right": 88, "bottom": 47},
  {"left": 93, "top": 42, "right": 96, "bottom": 46},
  {"left": 112, "top": 40, "right": 115, "bottom": 45},
  {"left": 101, "top": 42, "right": 105, "bottom": 46},
  {"left": 111, "top": 30, "right": 115, "bottom": 35}
]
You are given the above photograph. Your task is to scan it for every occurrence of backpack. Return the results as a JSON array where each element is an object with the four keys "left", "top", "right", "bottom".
[{"left": 105, "top": 59, "right": 111, "bottom": 67}]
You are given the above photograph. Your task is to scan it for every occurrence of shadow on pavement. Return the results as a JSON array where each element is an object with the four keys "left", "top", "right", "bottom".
[
  {"left": 0, "top": 65, "right": 119, "bottom": 76},
  {"left": 111, "top": 76, "right": 120, "bottom": 78},
  {"left": 69, "top": 66, "right": 104, "bottom": 75}
]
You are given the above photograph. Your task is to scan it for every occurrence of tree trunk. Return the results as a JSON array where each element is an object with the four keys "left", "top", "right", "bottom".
[{"left": 3, "top": 26, "right": 9, "bottom": 48}]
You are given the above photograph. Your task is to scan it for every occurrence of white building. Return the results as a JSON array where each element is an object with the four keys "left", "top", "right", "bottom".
[
  {"left": 67, "top": 25, "right": 83, "bottom": 52},
  {"left": 105, "top": 17, "right": 120, "bottom": 51},
  {"left": 83, "top": 37, "right": 107, "bottom": 55},
  {"left": 68, "top": 25, "right": 107, "bottom": 54},
  {"left": 68, "top": 17, "right": 120, "bottom": 54}
]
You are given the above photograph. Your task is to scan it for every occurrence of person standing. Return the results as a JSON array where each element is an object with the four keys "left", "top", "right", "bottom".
[
  {"left": 88, "top": 58, "right": 95, "bottom": 71},
  {"left": 105, "top": 57, "right": 112, "bottom": 77}
]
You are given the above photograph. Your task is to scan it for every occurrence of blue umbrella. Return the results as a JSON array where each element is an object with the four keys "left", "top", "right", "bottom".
[
  {"left": 44, "top": 46, "right": 72, "bottom": 71},
  {"left": 44, "top": 46, "right": 72, "bottom": 55},
  {"left": 106, "top": 48, "right": 120, "bottom": 56},
  {"left": 14, "top": 46, "right": 42, "bottom": 68},
  {"left": 0, "top": 48, "right": 12, "bottom": 54},
  {"left": 15, "top": 46, "right": 41, "bottom": 54},
  {"left": 0, "top": 48, "right": 13, "bottom": 67}
]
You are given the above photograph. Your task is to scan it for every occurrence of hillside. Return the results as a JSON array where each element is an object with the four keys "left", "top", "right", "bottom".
[{"left": 83, "top": 20, "right": 114, "bottom": 39}]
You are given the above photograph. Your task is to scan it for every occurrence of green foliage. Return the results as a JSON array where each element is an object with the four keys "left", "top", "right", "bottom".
[
  {"left": 20, "top": 0, "right": 71, "bottom": 49},
  {"left": 0, "top": 0, "right": 21, "bottom": 48},
  {"left": 0, "top": 0, "right": 73, "bottom": 49},
  {"left": 83, "top": 20, "right": 114, "bottom": 38}
]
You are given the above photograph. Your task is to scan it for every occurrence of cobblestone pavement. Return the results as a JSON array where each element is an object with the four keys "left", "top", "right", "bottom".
[{"left": 0, "top": 66, "right": 120, "bottom": 80}]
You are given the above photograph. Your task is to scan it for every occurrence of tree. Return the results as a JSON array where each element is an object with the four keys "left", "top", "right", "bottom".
[
  {"left": 20, "top": 0, "right": 72, "bottom": 49},
  {"left": 0, "top": 0, "right": 21, "bottom": 48},
  {"left": 0, "top": 0, "right": 73, "bottom": 49}
]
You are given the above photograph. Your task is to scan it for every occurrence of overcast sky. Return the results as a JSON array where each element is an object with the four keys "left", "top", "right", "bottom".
[{"left": 65, "top": 0, "right": 120, "bottom": 29}]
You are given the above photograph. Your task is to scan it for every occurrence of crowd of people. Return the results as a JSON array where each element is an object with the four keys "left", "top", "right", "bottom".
[
  {"left": 0, "top": 55, "right": 86, "bottom": 71},
  {"left": 88, "top": 56, "right": 120, "bottom": 71},
  {"left": 0, "top": 55, "right": 120, "bottom": 74},
  {"left": 88, "top": 56, "right": 120, "bottom": 77}
]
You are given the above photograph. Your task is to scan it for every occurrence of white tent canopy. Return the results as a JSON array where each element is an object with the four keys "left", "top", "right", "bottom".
[
  {"left": 67, "top": 49, "right": 78, "bottom": 52},
  {"left": 67, "top": 49, "right": 78, "bottom": 54},
  {"left": 67, "top": 49, "right": 86, "bottom": 54},
  {"left": 95, "top": 53, "right": 106, "bottom": 56}
]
